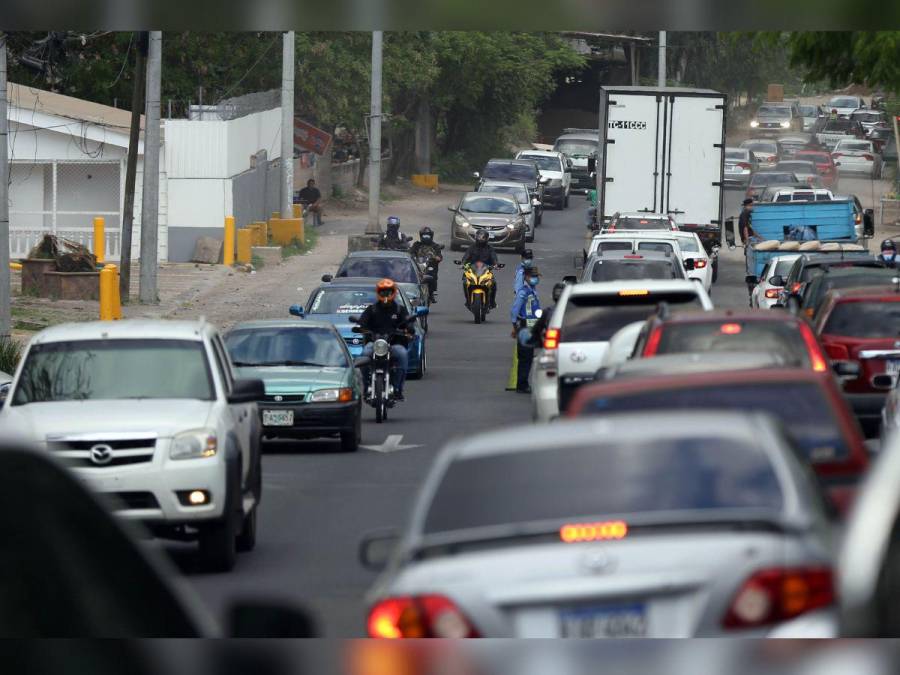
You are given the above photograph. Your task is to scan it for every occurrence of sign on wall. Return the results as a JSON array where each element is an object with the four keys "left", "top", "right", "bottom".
[{"left": 294, "top": 119, "right": 332, "bottom": 156}]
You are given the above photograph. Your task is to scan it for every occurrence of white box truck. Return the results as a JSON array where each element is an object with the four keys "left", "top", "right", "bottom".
[{"left": 595, "top": 86, "right": 727, "bottom": 232}]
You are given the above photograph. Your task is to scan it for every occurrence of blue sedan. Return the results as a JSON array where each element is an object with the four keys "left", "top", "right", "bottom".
[{"left": 289, "top": 277, "right": 428, "bottom": 379}]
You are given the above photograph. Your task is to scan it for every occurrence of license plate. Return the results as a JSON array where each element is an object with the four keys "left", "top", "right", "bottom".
[
  {"left": 887, "top": 359, "right": 900, "bottom": 376},
  {"left": 560, "top": 604, "right": 647, "bottom": 638},
  {"left": 488, "top": 232, "right": 497, "bottom": 239},
  {"left": 262, "top": 410, "right": 294, "bottom": 426}
]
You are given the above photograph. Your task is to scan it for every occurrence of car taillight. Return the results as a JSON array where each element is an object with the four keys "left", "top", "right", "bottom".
[
  {"left": 764, "top": 289, "right": 780, "bottom": 299},
  {"left": 790, "top": 282, "right": 802, "bottom": 294},
  {"left": 722, "top": 567, "right": 834, "bottom": 630},
  {"left": 737, "top": 162, "right": 751, "bottom": 170},
  {"left": 766, "top": 155, "right": 776, "bottom": 162},
  {"left": 544, "top": 327, "right": 560, "bottom": 350},
  {"left": 367, "top": 595, "right": 479, "bottom": 638},
  {"left": 643, "top": 327, "right": 664, "bottom": 356},
  {"left": 693, "top": 259, "right": 707, "bottom": 268},
  {"left": 863, "top": 153, "right": 874, "bottom": 161},
  {"left": 832, "top": 152, "right": 843, "bottom": 158},
  {"left": 824, "top": 341, "right": 849, "bottom": 360},
  {"left": 799, "top": 322, "right": 828, "bottom": 372}
]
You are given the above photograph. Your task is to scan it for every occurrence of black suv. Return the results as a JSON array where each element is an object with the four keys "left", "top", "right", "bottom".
[{"left": 475, "top": 159, "right": 548, "bottom": 221}]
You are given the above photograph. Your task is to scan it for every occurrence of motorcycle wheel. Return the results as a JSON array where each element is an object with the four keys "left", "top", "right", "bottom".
[
  {"left": 374, "top": 376, "right": 385, "bottom": 423},
  {"left": 472, "top": 295, "right": 484, "bottom": 324}
]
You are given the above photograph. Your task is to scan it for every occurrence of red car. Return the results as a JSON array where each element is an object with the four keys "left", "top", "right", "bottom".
[
  {"left": 815, "top": 285, "right": 900, "bottom": 435},
  {"left": 632, "top": 309, "right": 829, "bottom": 371},
  {"left": 567, "top": 369, "right": 868, "bottom": 515},
  {"left": 794, "top": 149, "right": 839, "bottom": 189}
]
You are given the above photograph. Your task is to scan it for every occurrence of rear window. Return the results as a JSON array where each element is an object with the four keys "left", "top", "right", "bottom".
[
  {"left": 561, "top": 292, "right": 703, "bottom": 342},
  {"left": 725, "top": 149, "right": 747, "bottom": 160},
  {"left": 751, "top": 173, "right": 796, "bottom": 186},
  {"left": 579, "top": 382, "right": 850, "bottom": 463},
  {"left": 796, "top": 152, "right": 831, "bottom": 163},
  {"left": 484, "top": 162, "right": 537, "bottom": 182},
  {"left": 773, "top": 258, "right": 798, "bottom": 277},
  {"left": 823, "top": 120, "right": 853, "bottom": 132},
  {"left": 742, "top": 141, "right": 777, "bottom": 153},
  {"left": 674, "top": 236, "right": 700, "bottom": 253},
  {"left": 612, "top": 216, "right": 672, "bottom": 230},
  {"left": 655, "top": 321, "right": 812, "bottom": 367},
  {"left": 337, "top": 257, "right": 418, "bottom": 283},
  {"left": 637, "top": 242, "right": 677, "bottom": 255},
  {"left": 589, "top": 259, "right": 680, "bottom": 283},
  {"left": 805, "top": 271, "right": 899, "bottom": 312},
  {"left": 800, "top": 106, "right": 818, "bottom": 116},
  {"left": 423, "top": 437, "right": 783, "bottom": 535},
  {"left": 776, "top": 162, "right": 815, "bottom": 173},
  {"left": 824, "top": 300, "right": 900, "bottom": 338}
]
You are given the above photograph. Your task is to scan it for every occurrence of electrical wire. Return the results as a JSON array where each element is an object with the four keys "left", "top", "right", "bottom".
[
  {"left": 215, "top": 33, "right": 280, "bottom": 105},
  {"left": 106, "top": 32, "right": 134, "bottom": 90}
]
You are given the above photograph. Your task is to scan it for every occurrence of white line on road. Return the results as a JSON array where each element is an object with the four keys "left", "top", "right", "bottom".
[{"left": 361, "top": 434, "right": 424, "bottom": 453}]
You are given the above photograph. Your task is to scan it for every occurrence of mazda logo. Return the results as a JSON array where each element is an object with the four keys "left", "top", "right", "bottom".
[
  {"left": 89, "top": 444, "right": 114, "bottom": 466},
  {"left": 274, "top": 395, "right": 284, "bottom": 402}
]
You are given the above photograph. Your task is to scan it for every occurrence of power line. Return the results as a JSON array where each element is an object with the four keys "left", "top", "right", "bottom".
[{"left": 215, "top": 33, "right": 280, "bottom": 105}]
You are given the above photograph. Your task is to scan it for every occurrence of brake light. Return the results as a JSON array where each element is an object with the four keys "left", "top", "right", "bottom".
[
  {"left": 643, "top": 326, "right": 664, "bottom": 356},
  {"left": 722, "top": 567, "right": 834, "bottom": 629},
  {"left": 560, "top": 520, "right": 628, "bottom": 543},
  {"left": 737, "top": 162, "right": 751, "bottom": 170},
  {"left": 367, "top": 595, "right": 479, "bottom": 638},
  {"left": 765, "top": 288, "right": 780, "bottom": 299},
  {"left": 824, "top": 341, "right": 849, "bottom": 360},
  {"left": 767, "top": 155, "right": 776, "bottom": 162},
  {"left": 798, "top": 322, "right": 828, "bottom": 372},
  {"left": 624, "top": 254, "right": 643, "bottom": 259},
  {"left": 619, "top": 289, "right": 650, "bottom": 296},
  {"left": 544, "top": 327, "right": 560, "bottom": 350},
  {"left": 693, "top": 259, "right": 707, "bottom": 268},
  {"left": 720, "top": 323, "right": 742, "bottom": 335}
]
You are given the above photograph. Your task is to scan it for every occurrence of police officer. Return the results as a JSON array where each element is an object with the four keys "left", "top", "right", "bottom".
[
  {"left": 513, "top": 249, "right": 535, "bottom": 294},
  {"left": 879, "top": 239, "right": 898, "bottom": 267},
  {"left": 510, "top": 266, "right": 541, "bottom": 394}
]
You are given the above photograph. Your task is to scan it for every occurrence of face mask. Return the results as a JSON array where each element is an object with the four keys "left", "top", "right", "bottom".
[
  {"left": 522, "top": 259, "right": 533, "bottom": 267},
  {"left": 422, "top": 236, "right": 432, "bottom": 242},
  {"left": 528, "top": 277, "right": 540, "bottom": 286},
  {"left": 883, "top": 251, "right": 895, "bottom": 260}
]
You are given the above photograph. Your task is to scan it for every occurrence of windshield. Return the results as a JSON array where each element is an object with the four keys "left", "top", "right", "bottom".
[
  {"left": 829, "top": 97, "right": 860, "bottom": 108},
  {"left": 757, "top": 105, "right": 791, "bottom": 118},
  {"left": 824, "top": 300, "right": 900, "bottom": 338},
  {"left": 561, "top": 292, "right": 704, "bottom": 342},
  {"left": 852, "top": 112, "right": 882, "bottom": 123},
  {"left": 481, "top": 185, "right": 528, "bottom": 204},
  {"left": 423, "top": 437, "right": 783, "bottom": 536},
  {"left": 483, "top": 163, "right": 536, "bottom": 182},
  {"left": 12, "top": 340, "right": 214, "bottom": 404},
  {"left": 804, "top": 271, "right": 899, "bottom": 312},
  {"left": 673, "top": 236, "right": 700, "bottom": 253},
  {"left": 751, "top": 173, "right": 796, "bottom": 186},
  {"left": 461, "top": 195, "right": 518, "bottom": 215},
  {"left": 590, "top": 259, "right": 679, "bottom": 282},
  {"left": 518, "top": 155, "right": 562, "bottom": 171},
  {"left": 226, "top": 326, "right": 348, "bottom": 368},
  {"left": 579, "top": 382, "right": 850, "bottom": 463},
  {"left": 337, "top": 257, "right": 418, "bottom": 283},
  {"left": 554, "top": 140, "right": 598, "bottom": 157},
  {"left": 308, "top": 288, "right": 376, "bottom": 315},
  {"left": 611, "top": 216, "right": 672, "bottom": 230},
  {"left": 655, "top": 321, "right": 811, "bottom": 367}
]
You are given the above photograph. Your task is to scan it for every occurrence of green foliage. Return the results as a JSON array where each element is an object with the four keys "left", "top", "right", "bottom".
[
  {"left": 785, "top": 32, "right": 900, "bottom": 92},
  {"left": 250, "top": 254, "right": 265, "bottom": 269},
  {"left": 281, "top": 227, "right": 319, "bottom": 258},
  {"left": 0, "top": 337, "right": 22, "bottom": 376}
]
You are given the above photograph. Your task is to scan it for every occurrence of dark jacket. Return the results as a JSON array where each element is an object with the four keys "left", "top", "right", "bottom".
[
  {"left": 377, "top": 232, "right": 410, "bottom": 251},
  {"left": 739, "top": 208, "right": 755, "bottom": 243},
  {"left": 409, "top": 240, "right": 444, "bottom": 262},
  {"left": 461, "top": 242, "right": 498, "bottom": 267},
  {"left": 357, "top": 300, "right": 412, "bottom": 346}
]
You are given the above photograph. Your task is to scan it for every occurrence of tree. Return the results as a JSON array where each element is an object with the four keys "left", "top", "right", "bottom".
[{"left": 784, "top": 31, "right": 900, "bottom": 92}]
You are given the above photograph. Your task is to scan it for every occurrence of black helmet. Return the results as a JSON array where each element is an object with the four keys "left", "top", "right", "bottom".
[
  {"left": 882, "top": 239, "right": 897, "bottom": 252},
  {"left": 419, "top": 226, "right": 434, "bottom": 242},
  {"left": 474, "top": 230, "right": 489, "bottom": 245},
  {"left": 521, "top": 248, "right": 534, "bottom": 260},
  {"left": 386, "top": 216, "right": 400, "bottom": 231}
]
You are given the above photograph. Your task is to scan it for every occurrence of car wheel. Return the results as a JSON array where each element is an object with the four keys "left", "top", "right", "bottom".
[
  {"left": 411, "top": 346, "right": 426, "bottom": 380},
  {"left": 198, "top": 463, "right": 240, "bottom": 572},
  {"left": 236, "top": 506, "right": 257, "bottom": 553},
  {"left": 526, "top": 230, "right": 534, "bottom": 243},
  {"left": 340, "top": 414, "right": 360, "bottom": 452},
  {"left": 564, "top": 192, "right": 570, "bottom": 209},
  {"left": 711, "top": 258, "right": 719, "bottom": 283}
]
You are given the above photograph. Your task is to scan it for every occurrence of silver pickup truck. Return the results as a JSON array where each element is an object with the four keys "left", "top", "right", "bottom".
[{"left": 816, "top": 118, "right": 865, "bottom": 150}]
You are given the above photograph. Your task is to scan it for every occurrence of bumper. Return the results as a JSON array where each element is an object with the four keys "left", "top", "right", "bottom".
[
  {"left": 836, "top": 161, "right": 875, "bottom": 175},
  {"left": 570, "top": 172, "right": 593, "bottom": 191},
  {"left": 530, "top": 367, "right": 560, "bottom": 423},
  {"left": 846, "top": 391, "right": 887, "bottom": 434},
  {"left": 258, "top": 400, "right": 359, "bottom": 437},
  {"left": 724, "top": 172, "right": 752, "bottom": 186},
  {"left": 452, "top": 226, "right": 525, "bottom": 250},
  {"left": 543, "top": 185, "right": 565, "bottom": 200}
]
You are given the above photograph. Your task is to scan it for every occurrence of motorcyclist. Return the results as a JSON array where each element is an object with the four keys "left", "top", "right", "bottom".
[
  {"left": 879, "top": 239, "right": 898, "bottom": 267},
  {"left": 513, "top": 249, "right": 535, "bottom": 294},
  {"left": 377, "top": 216, "right": 410, "bottom": 251},
  {"left": 461, "top": 229, "right": 500, "bottom": 309},
  {"left": 510, "top": 267, "right": 542, "bottom": 394},
  {"left": 357, "top": 279, "right": 413, "bottom": 401},
  {"left": 409, "top": 226, "right": 444, "bottom": 303}
]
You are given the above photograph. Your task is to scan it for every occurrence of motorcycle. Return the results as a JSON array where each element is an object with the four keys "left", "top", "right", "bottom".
[
  {"left": 349, "top": 317, "right": 412, "bottom": 423},
  {"left": 454, "top": 260, "right": 504, "bottom": 324},
  {"left": 414, "top": 252, "right": 441, "bottom": 302}
]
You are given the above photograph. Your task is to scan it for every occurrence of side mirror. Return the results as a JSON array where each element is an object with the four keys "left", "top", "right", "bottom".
[
  {"left": 415, "top": 306, "right": 429, "bottom": 317},
  {"left": 421, "top": 275, "right": 434, "bottom": 284},
  {"left": 864, "top": 208, "right": 875, "bottom": 237},
  {"left": 562, "top": 275, "right": 577, "bottom": 285},
  {"left": 227, "top": 600, "right": 317, "bottom": 638},
  {"left": 289, "top": 304, "right": 305, "bottom": 317},
  {"left": 832, "top": 360, "right": 861, "bottom": 379},
  {"left": 359, "top": 530, "right": 400, "bottom": 571},
  {"left": 872, "top": 374, "right": 895, "bottom": 390},
  {"left": 353, "top": 356, "right": 372, "bottom": 369},
  {"left": 496, "top": 263, "right": 506, "bottom": 269},
  {"left": 723, "top": 216, "right": 737, "bottom": 249},
  {"left": 769, "top": 275, "right": 785, "bottom": 287},
  {"left": 228, "top": 378, "right": 265, "bottom": 404},
  {"left": 472, "top": 171, "right": 480, "bottom": 179},
  {"left": 745, "top": 275, "right": 759, "bottom": 286},
  {"left": 447, "top": 205, "right": 457, "bottom": 212},
  {"left": 321, "top": 274, "right": 333, "bottom": 283},
  {"left": 539, "top": 177, "right": 550, "bottom": 185},
  {"left": 0, "top": 383, "right": 9, "bottom": 406},
  {"left": 683, "top": 258, "right": 696, "bottom": 271}
]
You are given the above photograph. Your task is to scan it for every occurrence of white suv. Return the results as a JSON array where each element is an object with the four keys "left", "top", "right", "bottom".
[
  {"left": 530, "top": 280, "right": 714, "bottom": 422},
  {"left": 515, "top": 150, "right": 571, "bottom": 209},
  {"left": 0, "top": 319, "right": 264, "bottom": 572}
]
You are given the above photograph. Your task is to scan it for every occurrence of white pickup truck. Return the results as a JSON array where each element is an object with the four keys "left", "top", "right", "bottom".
[{"left": 0, "top": 319, "right": 264, "bottom": 572}]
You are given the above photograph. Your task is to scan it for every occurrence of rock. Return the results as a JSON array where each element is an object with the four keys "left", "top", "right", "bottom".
[{"left": 190, "top": 237, "right": 223, "bottom": 264}]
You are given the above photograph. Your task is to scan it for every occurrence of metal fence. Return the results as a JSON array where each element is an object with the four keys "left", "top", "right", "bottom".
[{"left": 8, "top": 159, "right": 123, "bottom": 259}]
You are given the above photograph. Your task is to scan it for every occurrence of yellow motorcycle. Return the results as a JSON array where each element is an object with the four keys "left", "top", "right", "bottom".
[{"left": 455, "top": 260, "right": 504, "bottom": 324}]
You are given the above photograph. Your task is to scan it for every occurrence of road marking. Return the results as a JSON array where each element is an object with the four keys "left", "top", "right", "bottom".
[{"left": 362, "top": 434, "right": 423, "bottom": 453}]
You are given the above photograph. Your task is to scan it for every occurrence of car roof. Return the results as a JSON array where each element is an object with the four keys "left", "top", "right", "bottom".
[
  {"left": 828, "top": 285, "right": 900, "bottom": 302},
  {"left": 345, "top": 250, "right": 415, "bottom": 260},
  {"left": 596, "top": 231, "right": 682, "bottom": 240},
  {"left": 606, "top": 352, "right": 792, "bottom": 380},
  {"left": 516, "top": 150, "right": 562, "bottom": 158},
  {"left": 485, "top": 158, "right": 536, "bottom": 166},
  {"left": 555, "top": 132, "right": 598, "bottom": 140},
  {"left": 229, "top": 318, "right": 336, "bottom": 331},
  {"left": 478, "top": 180, "right": 529, "bottom": 189},
  {"left": 463, "top": 191, "right": 517, "bottom": 201},
  {"left": 566, "top": 279, "right": 702, "bottom": 297},
  {"left": 30, "top": 319, "right": 213, "bottom": 345},
  {"left": 651, "top": 308, "right": 802, "bottom": 325},
  {"left": 799, "top": 252, "right": 879, "bottom": 265}
]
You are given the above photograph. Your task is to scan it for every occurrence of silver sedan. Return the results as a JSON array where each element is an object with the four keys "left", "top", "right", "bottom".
[{"left": 361, "top": 411, "right": 837, "bottom": 637}]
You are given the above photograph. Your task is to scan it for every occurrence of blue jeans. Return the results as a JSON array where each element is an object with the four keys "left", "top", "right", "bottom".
[{"left": 363, "top": 343, "right": 409, "bottom": 393}]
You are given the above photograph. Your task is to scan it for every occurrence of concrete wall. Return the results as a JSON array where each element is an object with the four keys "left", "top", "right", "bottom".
[
  {"left": 293, "top": 155, "right": 389, "bottom": 199},
  {"left": 166, "top": 177, "right": 232, "bottom": 262},
  {"left": 232, "top": 151, "right": 281, "bottom": 233}
]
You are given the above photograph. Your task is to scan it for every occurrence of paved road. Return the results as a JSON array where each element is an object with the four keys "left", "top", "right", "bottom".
[{"left": 168, "top": 175, "right": 886, "bottom": 636}]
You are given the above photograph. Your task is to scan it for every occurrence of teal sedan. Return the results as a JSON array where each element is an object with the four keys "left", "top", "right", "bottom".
[{"left": 225, "top": 320, "right": 366, "bottom": 452}]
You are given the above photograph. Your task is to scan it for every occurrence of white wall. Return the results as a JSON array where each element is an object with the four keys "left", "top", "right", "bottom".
[
  {"left": 9, "top": 120, "right": 127, "bottom": 162},
  {"left": 166, "top": 179, "right": 231, "bottom": 229}
]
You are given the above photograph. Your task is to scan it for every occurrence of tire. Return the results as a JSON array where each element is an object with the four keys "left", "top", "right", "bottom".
[
  {"left": 526, "top": 230, "right": 534, "bottom": 243},
  {"left": 374, "top": 376, "right": 385, "bottom": 423},
  {"left": 480, "top": 303, "right": 488, "bottom": 323},
  {"left": 712, "top": 258, "right": 719, "bottom": 283},
  {"left": 410, "top": 345, "right": 426, "bottom": 380},
  {"left": 564, "top": 191, "right": 570, "bottom": 209},
  {"left": 198, "top": 463, "right": 240, "bottom": 572},
  {"left": 236, "top": 506, "right": 257, "bottom": 553},
  {"left": 340, "top": 412, "right": 361, "bottom": 452},
  {"left": 472, "top": 295, "right": 483, "bottom": 324}
]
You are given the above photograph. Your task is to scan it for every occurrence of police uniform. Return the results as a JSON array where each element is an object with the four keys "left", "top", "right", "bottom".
[{"left": 510, "top": 281, "right": 541, "bottom": 392}]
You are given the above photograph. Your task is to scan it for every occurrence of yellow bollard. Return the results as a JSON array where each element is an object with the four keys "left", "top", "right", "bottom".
[
  {"left": 506, "top": 341, "right": 519, "bottom": 391},
  {"left": 9, "top": 262, "right": 22, "bottom": 270},
  {"left": 236, "top": 228, "right": 253, "bottom": 264},
  {"left": 99, "top": 264, "right": 122, "bottom": 320},
  {"left": 223, "top": 216, "right": 235, "bottom": 265},
  {"left": 93, "top": 216, "right": 105, "bottom": 263},
  {"left": 271, "top": 211, "right": 281, "bottom": 220}
]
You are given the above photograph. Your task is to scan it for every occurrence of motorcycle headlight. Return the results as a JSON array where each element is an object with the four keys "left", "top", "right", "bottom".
[
  {"left": 373, "top": 339, "right": 390, "bottom": 357},
  {"left": 750, "top": 120, "right": 759, "bottom": 128},
  {"left": 309, "top": 388, "right": 354, "bottom": 403},
  {"left": 170, "top": 429, "right": 217, "bottom": 460}
]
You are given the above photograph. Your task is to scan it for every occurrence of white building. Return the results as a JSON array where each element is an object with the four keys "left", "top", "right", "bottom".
[{"left": 7, "top": 83, "right": 284, "bottom": 263}]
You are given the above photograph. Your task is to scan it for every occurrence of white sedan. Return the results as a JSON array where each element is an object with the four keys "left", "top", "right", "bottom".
[
  {"left": 832, "top": 139, "right": 883, "bottom": 179},
  {"left": 751, "top": 254, "right": 801, "bottom": 309}
]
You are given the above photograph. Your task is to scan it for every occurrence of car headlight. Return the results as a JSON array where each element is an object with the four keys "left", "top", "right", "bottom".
[
  {"left": 780, "top": 121, "right": 791, "bottom": 128},
  {"left": 170, "top": 429, "right": 217, "bottom": 460},
  {"left": 309, "top": 388, "right": 354, "bottom": 403},
  {"left": 373, "top": 338, "right": 390, "bottom": 357},
  {"left": 454, "top": 214, "right": 469, "bottom": 228},
  {"left": 508, "top": 218, "right": 525, "bottom": 230},
  {"left": 750, "top": 120, "right": 759, "bottom": 128}
]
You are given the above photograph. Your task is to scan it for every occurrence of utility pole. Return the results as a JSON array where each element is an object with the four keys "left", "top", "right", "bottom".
[
  {"left": 658, "top": 31, "right": 666, "bottom": 88},
  {"left": 365, "top": 30, "right": 383, "bottom": 235},
  {"left": 281, "top": 31, "right": 295, "bottom": 221},
  {"left": 120, "top": 31, "right": 147, "bottom": 302},
  {"left": 0, "top": 35, "right": 9, "bottom": 339},
  {"left": 139, "top": 31, "right": 161, "bottom": 305}
]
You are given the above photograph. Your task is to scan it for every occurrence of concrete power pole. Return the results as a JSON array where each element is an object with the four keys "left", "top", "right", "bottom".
[
  {"left": 658, "top": 31, "right": 667, "bottom": 88},
  {"left": 120, "top": 31, "right": 147, "bottom": 302},
  {"left": 365, "top": 30, "right": 383, "bottom": 235},
  {"left": 139, "top": 31, "right": 161, "bottom": 304},
  {"left": 0, "top": 36, "right": 9, "bottom": 339},
  {"left": 281, "top": 31, "right": 295, "bottom": 221}
]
